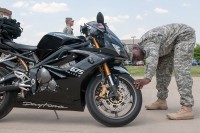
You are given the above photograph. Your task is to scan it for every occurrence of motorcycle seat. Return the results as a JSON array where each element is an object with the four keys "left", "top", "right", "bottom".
[{"left": 2, "top": 40, "right": 37, "bottom": 51}]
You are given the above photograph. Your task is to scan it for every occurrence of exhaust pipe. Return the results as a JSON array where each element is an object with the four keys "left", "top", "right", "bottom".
[{"left": 0, "top": 85, "right": 19, "bottom": 92}]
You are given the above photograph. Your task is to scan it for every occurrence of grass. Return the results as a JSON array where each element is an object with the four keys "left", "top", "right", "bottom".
[
  {"left": 125, "top": 66, "right": 200, "bottom": 77},
  {"left": 191, "top": 66, "right": 200, "bottom": 77},
  {"left": 125, "top": 66, "right": 145, "bottom": 76}
]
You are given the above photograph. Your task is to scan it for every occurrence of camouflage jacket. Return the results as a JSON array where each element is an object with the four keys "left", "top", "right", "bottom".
[
  {"left": 138, "top": 23, "right": 195, "bottom": 80},
  {"left": 63, "top": 26, "right": 73, "bottom": 35}
]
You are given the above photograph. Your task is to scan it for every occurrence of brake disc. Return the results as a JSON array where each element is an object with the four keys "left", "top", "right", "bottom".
[{"left": 100, "top": 81, "right": 131, "bottom": 112}]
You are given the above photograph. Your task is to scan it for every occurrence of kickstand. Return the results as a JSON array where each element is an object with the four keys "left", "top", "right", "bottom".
[{"left": 53, "top": 110, "right": 59, "bottom": 120}]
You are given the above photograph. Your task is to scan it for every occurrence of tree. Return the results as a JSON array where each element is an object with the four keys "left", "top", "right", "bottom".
[{"left": 194, "top": 44, "right": 200, "bottom": 61}]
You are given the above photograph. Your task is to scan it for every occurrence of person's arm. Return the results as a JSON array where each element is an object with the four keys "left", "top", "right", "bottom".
[
  {"left": 144, "top": 42, "right": 160, "bottom": 80},
  {"left": 134, "top": 42, "right": 160, "bottom": 89}
]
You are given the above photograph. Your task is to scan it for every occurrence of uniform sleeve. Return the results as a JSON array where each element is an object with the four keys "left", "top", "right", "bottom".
[
  {"left": 144, "top": 42, "right": 160, "bottom": 80},
  {"left": 63, "top": 27, "right": 67, "bottom": 34},
  {"left": 63, "top": 27, "right": 72, "bottom": 35}
]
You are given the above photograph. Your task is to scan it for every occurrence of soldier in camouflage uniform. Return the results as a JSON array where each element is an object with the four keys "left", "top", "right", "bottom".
[
  {"left": 63, "top": 17, "right": 74, "bottom": 35},
  {"left": 132, "top": 23, "right": 196, "bottom": 120}
]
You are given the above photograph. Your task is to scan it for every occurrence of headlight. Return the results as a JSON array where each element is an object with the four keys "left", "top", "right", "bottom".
[{"left": 112, "top": 43, "right": 121, "bottom": 55}]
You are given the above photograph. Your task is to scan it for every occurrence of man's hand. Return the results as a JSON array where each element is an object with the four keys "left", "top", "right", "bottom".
[{"left": 134, "top": 78, "right": 151, "bottom": 89}]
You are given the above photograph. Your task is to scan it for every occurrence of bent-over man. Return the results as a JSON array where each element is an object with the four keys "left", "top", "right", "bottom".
[{"left": 132, "top": 23, "right": 196, "bottom": 120}]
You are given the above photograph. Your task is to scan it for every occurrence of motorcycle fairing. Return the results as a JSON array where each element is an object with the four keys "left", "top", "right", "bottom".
[{"left": 14, "top": 48, "right": 114, "bottom": 111}]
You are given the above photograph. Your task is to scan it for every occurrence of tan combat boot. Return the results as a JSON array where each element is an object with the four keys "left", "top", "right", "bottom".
[
  {"left": 145, "top": 99, "right": 168, "bottom": 110},
  {"left": 166, "top": 106, "right": 194, "bottom": 120}
]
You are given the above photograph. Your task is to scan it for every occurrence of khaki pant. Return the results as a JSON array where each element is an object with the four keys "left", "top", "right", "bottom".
[{"left": 156, "top": 30, "right": 195, "bottom": 106}]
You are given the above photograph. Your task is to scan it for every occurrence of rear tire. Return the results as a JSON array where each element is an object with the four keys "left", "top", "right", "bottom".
[
  {"left": 86, "top": 74, "right": 142, "bottom": 127},
  {"left": 0, "top": 67, "right": 17, "bottom": 119}
]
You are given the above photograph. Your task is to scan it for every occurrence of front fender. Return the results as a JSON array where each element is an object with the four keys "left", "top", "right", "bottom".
[{"left": 110, "top": 66, "right": 130, "bottom": 75}]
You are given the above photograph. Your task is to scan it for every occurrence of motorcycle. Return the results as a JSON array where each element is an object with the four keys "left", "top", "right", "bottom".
[{"left": 0, "top": 12, "right": 142, "bottom": 127}]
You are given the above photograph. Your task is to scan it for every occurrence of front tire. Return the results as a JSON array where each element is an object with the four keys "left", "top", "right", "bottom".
[
  {"left": 86, "top": 74, "right": 142, "bottom": 127},
  {"left": 0, "top": 67, "right": 18, "bottom": 119}
]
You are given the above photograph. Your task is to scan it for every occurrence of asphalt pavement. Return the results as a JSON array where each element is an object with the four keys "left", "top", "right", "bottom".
[{"left": 0, "top": 77, "right": 199, "bottom": 133}]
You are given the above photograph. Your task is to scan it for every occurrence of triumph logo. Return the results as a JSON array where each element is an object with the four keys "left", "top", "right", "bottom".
[{"left": 22, "top": 102, "right": 68, "bottom": 109}]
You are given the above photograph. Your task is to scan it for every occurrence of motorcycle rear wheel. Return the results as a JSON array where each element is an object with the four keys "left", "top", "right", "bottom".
[
  {"left": 0, "top": 67, "right": 18, "bottom": 119},
  {"left": 86, "top": 74, "right": 142, "bottom": 127}
]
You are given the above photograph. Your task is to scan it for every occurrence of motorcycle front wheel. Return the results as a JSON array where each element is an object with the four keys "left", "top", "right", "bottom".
[{"left": 86, "top": 74, "right": 142, "bottom": 127}]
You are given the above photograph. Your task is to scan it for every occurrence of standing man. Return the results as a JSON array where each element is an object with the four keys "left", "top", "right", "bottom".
[
  {"left": 132, "top": 23, "right": 196, "bottom": 120},
  {"left": 63, "top": 17, "right": 74, "bottom": 35}
]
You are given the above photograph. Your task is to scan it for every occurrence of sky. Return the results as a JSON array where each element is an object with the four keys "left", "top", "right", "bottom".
[{"left": 1, "top": 0, "right": 200, "bottom": 46}]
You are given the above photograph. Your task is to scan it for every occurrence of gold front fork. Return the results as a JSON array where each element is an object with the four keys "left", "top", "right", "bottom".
[
  {"left": 92, "top": 37, "right": 115, "bottom": 98},
  {"left": 92, "top": 37, "right": 111, "bottom": 77}
]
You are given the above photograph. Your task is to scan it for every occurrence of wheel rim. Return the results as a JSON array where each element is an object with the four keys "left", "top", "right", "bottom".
[
  {"left": 0, "top": 71, "right": 7, "bottom": 105},
  {"left": 0, "top": 92, "right": 5, "bottom": 104},
  {"left": 93, "top": 76, "right": 137, "bottom": 119}
]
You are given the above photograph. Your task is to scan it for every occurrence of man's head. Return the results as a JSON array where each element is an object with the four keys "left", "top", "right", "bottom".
[
  {"left": 65, "top": 17, "right": 74, "bottom": 27},
  {"left": 132, "top": 44, "right": 145, "bottom": 62}
]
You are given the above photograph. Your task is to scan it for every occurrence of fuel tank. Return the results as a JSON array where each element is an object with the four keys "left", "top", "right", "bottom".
[{"left": 36, "top": 32, "right": 83, "bottom": 60}]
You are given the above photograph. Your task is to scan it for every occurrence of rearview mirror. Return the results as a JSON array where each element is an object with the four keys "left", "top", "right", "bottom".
[{"left": 97, "top": 12, "right": 104, "bottom": 24}]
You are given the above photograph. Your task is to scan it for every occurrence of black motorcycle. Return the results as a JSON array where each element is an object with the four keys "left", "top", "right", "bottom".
[{"left": 0, "top": 12, "right": 142, "bottom": 127}]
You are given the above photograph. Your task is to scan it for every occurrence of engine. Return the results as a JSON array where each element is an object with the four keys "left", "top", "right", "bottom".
[{"left": 37, "top": 68, "right": 57, "bottom": 91}]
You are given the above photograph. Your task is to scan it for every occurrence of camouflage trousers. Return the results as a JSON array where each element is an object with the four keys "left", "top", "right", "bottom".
[{"left": 156, "top": 31, "right": 196, "bottom": 106}]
